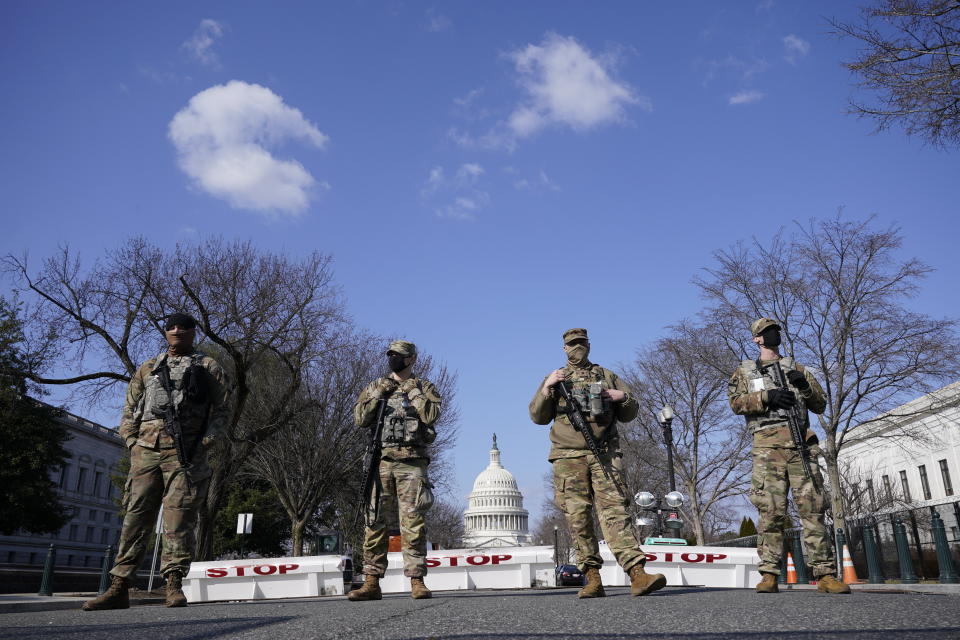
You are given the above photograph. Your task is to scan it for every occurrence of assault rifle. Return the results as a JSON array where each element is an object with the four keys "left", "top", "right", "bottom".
[
  {"left": 355, "top": 397, "right": 389, "bottom": 530},
  {"left": 554, "top": 380, "right": 626, "bottom": 498},
  {"left": 155, "top": 364, "right": 195, "bottom": 469},
  {"left": 765, "top": 361, "right": 818, "bottom": 490}
]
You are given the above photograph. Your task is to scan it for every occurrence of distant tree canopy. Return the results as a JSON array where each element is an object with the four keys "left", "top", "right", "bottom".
[
  {"left": 833, "top": 0, "right": 960, "bottom": 146},
  {"left": 0, "top": 297, "right": 70, "bottom": 535}
]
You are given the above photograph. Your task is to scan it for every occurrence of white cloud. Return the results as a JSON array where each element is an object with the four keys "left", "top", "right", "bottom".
[
  {"left": 506, "top": 33, "right": 647, "bottom": 138},
  {"left": 729, "top": 90, "right": 765, "bottom": 105},
  {"left": 513, "top": 169, "right": 559, "bottom": 191},
  {"left": 425, "top": 8, "right": 452, "bottom": 32},
  {"left": 783, "top": 34, "right": 811, "bottom": 64},
  {"left": 183, "top": 19, "right": 225, "bottom": 68},
  {"left": 421, "top": 164, "right": 489, "bottom": 221},
  {"left": 168, "top": 81, "right": 329, "bottom": 216}
]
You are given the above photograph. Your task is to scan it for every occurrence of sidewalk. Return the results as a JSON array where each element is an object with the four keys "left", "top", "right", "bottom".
[
  {"left": 782, "top": 582, "right": 960, "bottom": 596},
  {"left": 0, "top": 592, "right": 164, "bottom": 614}
]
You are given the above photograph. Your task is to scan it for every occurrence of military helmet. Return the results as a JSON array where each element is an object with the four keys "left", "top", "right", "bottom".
[
  {"left": 750, "top": 317, "right": 781, "bottom": 337},
  {"left": 386, "top": 340, "right": 417, "bottom": 356},
  {"left": 562, "top": 328, "right": 588, "bottom": 344}
]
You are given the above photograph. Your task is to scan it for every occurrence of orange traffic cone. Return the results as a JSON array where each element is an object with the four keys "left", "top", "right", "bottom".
[
  {"left": 841, "top": 544, "right": 859, "bottom": 583},
  {"left": 786, "top": 552, "right": 797, "bottom": 584}
]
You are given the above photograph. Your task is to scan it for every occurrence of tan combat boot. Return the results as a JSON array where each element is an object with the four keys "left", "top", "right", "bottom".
[
  {"left": 410, "top": 577, "right": 432, "bottom": 599},
  {"left": 755, "top": 572, "right": 779, "bottom": 593},
  {"left": 817, "top": 575, "right": 851, "bottom": 594},
  {"left": 577, "top": 567, "right": 605, "bottom": 598},
  {"left": 164, "top": 571, "right": 188, "bottom": 607},
  {"left": 628, "top": 564, "right": 667, "bottom": 596},
  {"left": 347, "top": 574, "right": 382, "bottom": 601},
  {"left": 82, "top": 575, "right": 130, "bottom": 611}
]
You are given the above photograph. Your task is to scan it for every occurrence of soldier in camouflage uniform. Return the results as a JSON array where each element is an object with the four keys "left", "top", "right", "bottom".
[
  {"left": 83, "top": 313, "right": 232, "bottom": 611},
  {"left": 348, "top": 340, "right": 442, "bottom": 601},
  {"left": 529, "top": 328, "right": 666, "bottom": 599},
  {"left": 728, "top": 317, "right": 849, "bottom": 594}
]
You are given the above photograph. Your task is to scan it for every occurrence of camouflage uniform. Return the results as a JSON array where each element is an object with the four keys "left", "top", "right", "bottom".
[
  {"left": 529, "top": 329, "right": 645, "bottom": 573},
  {"left": 354, "top": 342, "right": 442, "bottom": 578},
  {"left": 728, "top": 322, "right": 834, "bottom": 578},
  {"left": 111, "top": 350, "right": 231, "bottom": 580}
]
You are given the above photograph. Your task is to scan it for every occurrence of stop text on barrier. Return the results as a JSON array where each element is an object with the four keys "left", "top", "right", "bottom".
[
  {"left": 643, "top": 552, "right": 727, "bottom": 563},
  {"left": 425, "top": 554, "right": 512, "bottom": 568},
  {"left": 205, "top": 563, "right": 300, "bottom": 578}
]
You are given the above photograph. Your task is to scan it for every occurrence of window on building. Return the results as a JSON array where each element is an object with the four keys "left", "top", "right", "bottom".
[
  {"left": 900, "top": 470, "right": 912, "bottom": 502},
  {"left": 940, "top": 459, "right": 954, "bottom": 497},
  {"left": 100, "top": 529, "right": 109, "bottom": 544},
  {"left": 59, "top": 464, "right": 70, "bottom": 489},
  {"left": 69, "top": 524, "right": 78, "bottom": 541},
  {"left": 882, "top": 475, "right": 892, "bottom": 500},
  {"left": 85, "top": 526, "right": 94, "bottom": 543},
  {"left": 66, "top": 555, "right": 74, "bottom": 566},
  {"left": 102, "top": 511, "right": 110, "bottom": 523},
  {"left": 89, "top": 509, "right": 97, "bottom": 521},
  {"left": 29, "top": 552, "right": 36, "bottom": 565},
  {"left": 93, "top": 471, "right": 103, "bottom": 497},
  {"left": 867, "top": 479, "right": 876, "bottom": 508},
  {"left": 952, "top": 526, "right": 959, "bottom": 542},
  {"left": 7, "top": 551, "right": 15, "bottom": 563},
  {"left": 918, "top": 465, "right": 932, "bottom": 500},
  {"left": 75, "top": 468, "right": 87, "bottom": 493}
]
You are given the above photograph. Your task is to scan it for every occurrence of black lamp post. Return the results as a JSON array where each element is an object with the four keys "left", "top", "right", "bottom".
[
  {"left": 553, "top": 525, "right": 559, "bottom": 566},
  {"left": 657, "top": 404, "right": 676, "bottom": 493}
]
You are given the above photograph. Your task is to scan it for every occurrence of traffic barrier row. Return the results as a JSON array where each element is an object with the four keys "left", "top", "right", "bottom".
[{"left": 178, "top": 543, "right": 761, "bottom": 602}]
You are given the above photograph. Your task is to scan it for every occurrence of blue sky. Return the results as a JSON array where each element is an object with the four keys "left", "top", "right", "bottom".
[{"left": 3, "top": 1, "right": 959, "bottom": 530}]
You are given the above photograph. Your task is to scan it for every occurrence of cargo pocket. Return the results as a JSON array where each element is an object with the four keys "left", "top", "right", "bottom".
[
  {"left": 553, "top": 477, "right": 567, "bottom": 514},
  {"left": 415, "top": 477, "right": 434, "bottom": 513}
]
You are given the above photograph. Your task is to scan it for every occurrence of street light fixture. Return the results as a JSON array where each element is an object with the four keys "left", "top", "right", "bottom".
[{"left": 632, "top": 404, "right": 687, "bottom": 545}]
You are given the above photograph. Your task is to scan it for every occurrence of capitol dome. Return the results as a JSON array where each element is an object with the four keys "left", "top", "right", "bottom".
[{"left": 462, "top": 434, "right": 531, "bottom": 548}]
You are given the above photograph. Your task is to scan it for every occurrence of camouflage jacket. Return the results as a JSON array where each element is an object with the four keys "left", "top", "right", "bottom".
[
  {"left": 354, "top": 376, "right": 442, "bottom": 462},
  {"left": 727, "top": 356, "right": 826, "bottom": 449},
  {"left": 529, "top": 362, "right": 638, "bottom": 461},
  {"left": 119, "top": 350, "right": 232, "bottom": 450}
]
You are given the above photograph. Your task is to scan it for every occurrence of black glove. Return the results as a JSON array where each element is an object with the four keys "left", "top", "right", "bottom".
[
  {"left": 786, "top": 370, "right": 809, "bottom": 391},
  {"left": 767, "top": 388, "right": 797, "bottom": 410}
]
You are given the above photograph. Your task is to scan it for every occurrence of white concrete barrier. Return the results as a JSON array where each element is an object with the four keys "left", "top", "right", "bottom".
[
  {"left": 182, "top": 555, "right": 347, "bottom": 602},
  {"left": 380, "top": 546, "right": 556, "bottom": 594},
  {"left": 599, "top": 543, "right": 760, "bottom": 588}
]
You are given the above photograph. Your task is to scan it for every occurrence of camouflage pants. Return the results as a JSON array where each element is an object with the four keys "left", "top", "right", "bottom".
[
  {"left": 111, "top": 445, "right": 211, "bottom": 579},
  {"left": 553, "top": 453, "right": 645, "bottom": 573},
  {"left": 749, "top": 446, "right": 835, "bottom": 577},
  {"left": 362, "top": 458, "right": 434, "bottom": 578}
]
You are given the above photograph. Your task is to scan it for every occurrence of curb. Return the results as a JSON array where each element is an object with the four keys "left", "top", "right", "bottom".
[{"left": 0, "top": 596, "right": 166, "bottom": 615}]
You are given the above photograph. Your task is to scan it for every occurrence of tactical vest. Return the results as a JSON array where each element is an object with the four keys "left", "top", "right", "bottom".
[
  {"left": 557, "top": 365, "right": 612, "bottom": 426},
  {"left": 381, "top": 382, "right": 430, "bottom": 446},
  {"left": 738, "top": 357, "right": 805, "bottom": 433},
  {"left": 143, "top": 352, "right": 206, "bottom": 420}
]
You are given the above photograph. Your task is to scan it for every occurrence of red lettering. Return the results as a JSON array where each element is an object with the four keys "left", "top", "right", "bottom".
[
  {"left": 681, "top": 553, "right": 705, "bottom": 563},
  {"left": 426, "top": 558, "right": 440, "bottom": 568},
  {"left": 644, "top": 553, "right": 657, "bottom": 562},
  {"left": 491, "top": 555, "right": 511, "bottom": 565},
  {"left": 445, "top": 556, "right": 460, "bottom": 567},
  {"left": 253, "top": 565, "right": 277, "bottom": 575},
  {"left": 662, "top": 553, "right": 674, "bottom": 562},
  {"left": 206, "top": 568, "right": 227, "bottom": 578},
  {"left": 705, "top": 554, "right": 727, "bottom": 563},
  {"left": 278, "top": 564, "right": 298, "bottom": 574},
  {"left": 234, "top": 566, "right": 250, "bottom": 576},
  {"left": 466, "top": 556, "right": 489, "bottom": 566}
]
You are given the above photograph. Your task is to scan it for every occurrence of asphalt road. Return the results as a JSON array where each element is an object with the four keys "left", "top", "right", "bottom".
[{"left": 1, "top": 587, "right": 958, "bottom": 640}]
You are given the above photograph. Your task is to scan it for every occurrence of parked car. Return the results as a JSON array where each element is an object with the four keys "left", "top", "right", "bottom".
[{"left": 555, "top": 564, "right": 585, "bottom": 586}]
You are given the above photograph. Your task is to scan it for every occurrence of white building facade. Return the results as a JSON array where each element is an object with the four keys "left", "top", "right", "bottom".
[
  {"left": 462, "top": 435, "right": 531, "bottom": 548},
  {"left": 837, "top": 381, "right": 960, "bottom": 541}
]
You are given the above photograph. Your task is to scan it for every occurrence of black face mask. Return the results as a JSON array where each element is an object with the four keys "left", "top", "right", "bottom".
[
  {"left": 388, "top": 354, "right": 409, "bottom": 373},
  {"left": 760, "top": 327, "right": 781, "bottom": 348}
]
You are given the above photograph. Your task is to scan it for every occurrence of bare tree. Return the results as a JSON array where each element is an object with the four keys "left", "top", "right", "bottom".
[
  {"left": 245, "top": 329, "right": 380, "bottom": 555},
  {"left": 4, "top": 237, "right": 348, "bottom": 558},
  {"left": 831, "top": 0, "right": 960, "bottom": 146},
  {"left": 693, "top": 214, "right": 960, "bottom": 529},
  {"left": 623, "top": 323, "right": 751, "bottom": 545},
  {"left": 425, "top": 498, "right": 466, "bottom": 550}
]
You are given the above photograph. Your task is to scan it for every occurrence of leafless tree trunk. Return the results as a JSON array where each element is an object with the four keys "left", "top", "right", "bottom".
[
  {"left": 693, "top": 214, "right": 960, "bottom": 531},
  {"left": 830, "top": 0, "right": 960, "bottom": 147},
  {"left": 623, "top": 322, "right": 750, "bottom": 545}
]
